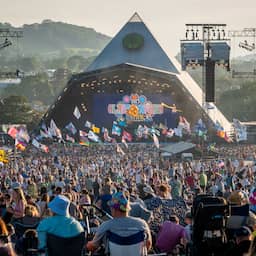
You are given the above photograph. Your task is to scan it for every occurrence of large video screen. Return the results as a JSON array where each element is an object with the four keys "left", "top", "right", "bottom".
[{"left": 92, "top": 93, "right": 180, "bottom": 130}]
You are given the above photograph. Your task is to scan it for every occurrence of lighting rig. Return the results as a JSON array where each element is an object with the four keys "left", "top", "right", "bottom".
[{"left": 228, "top": 28, "right": 256, "bottom": 78}]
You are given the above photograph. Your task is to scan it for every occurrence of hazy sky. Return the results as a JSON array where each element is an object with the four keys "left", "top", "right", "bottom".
[{"left": 1, "top": 0, "right": 256, "bottom": 56}]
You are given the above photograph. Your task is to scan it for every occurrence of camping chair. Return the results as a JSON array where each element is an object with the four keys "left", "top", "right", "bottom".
[
  {"left": 13, "top": 217, "right": 40, "bottom": 239},
  {"left": 46, "top": 232, "right": 85, "bottom": 256},
  {"left": 226, "top": 204, "right": 250, "bottom": 240},
  {"left": 106, "top": 230, "right": 148, "bottom": 256}
]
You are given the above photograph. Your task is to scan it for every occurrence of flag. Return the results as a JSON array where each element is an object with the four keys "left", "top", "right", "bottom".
[
  {"left": 17, "top": 128, "right": 30, "bottom": 143},
  {"left": 73, "top": 106, "right": 81, "bottom": 119},
  {"left": 112, "top": 122, "right": 121, "bottom": 136},
  {"left": 79, "top": 130, "right": 88, "bottom": 137},
  {"left": 122, "top": 130, "right": 132, "bottom": 142},
  {"left": 179, "top": 116, "right": 191, "bottom": 134},
  {"left": 32, "top": 139, "right": 49, "bottom": 153},
  {"left": 117, "top": 117, "right": 127, "bottom": 127},
  {"left": 79, "top": 140, "right": 90, "bottom": 146},
  {"left": 217, "top": 130, "right": 225, "bottom": 138},
  {"left": 92, "top": 125, "right": 100, "bottom": 134},
  {"left": 143, "top": 125, "right": 150, "bottom": 138},
  {"left": 233, "top": 119, "right": 247, "bottom": 142},
  {"left": 224, "top": 132, "right": 233, "bottom": 143},
  {"left": 65, "top": 122, "right": 77, "bottom": 135},
  {"left": 40, "top": 129, "right": 49, "bottom": 138},
  {"left": 85, "top": 121, "right": 92, "bottom": 128},
  {"left": 88, "top": 131, "right": 100, "bottom": 142},
  {"left": 103, "top": 128, "right": 112, "bottom": 142},
  {"left": 174, "top": 126, "right": 183, "bottom": 137},
  {"left": 79, "top": 137, "right": 90, "bottom": 146},
  {"left": 121, "top": 137, "right": 128, "bottom": 148},
  {"left": 215, "top": 120, "right": 224, "bottom": 131},
  {"left": 116, "top": 144, "right": 125, "bottom": 155},
  {"left": 207, "top": 143, "right": 216, "bottom": 152},
  {"left": 66, "top": 134, "right": 75, "bottom": 143},
  {"left": 150, "top": 127, "right": 160, "bottom": 136},
  {"left": 15, "top": 139, "right": 26, "bottom": 151},
  {"left": 136, "top": 125, "right": 143, "bottom": 138},
  {"left": 8, "top": 127, "right": 18, "bottom": 139},
  {"left": 49, "top": 119, "right": 62, "bottom": 138},
  {"left": 153, "top": 133, "right": 160, "bottom": 149}
]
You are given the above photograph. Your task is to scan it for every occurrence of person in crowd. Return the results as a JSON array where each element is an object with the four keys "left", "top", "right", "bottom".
[
  {"left": 226, "top": 226, "right": 252, "bottom": 256},
  {"left": 155, "top": 215, "right": 187, "bottom": 254},
  {"left": 169, "top": 174, "right": 182, "bottom": 199},
  {"left": 184, "top": 211, "right": 192, "bottom": 242},
  {"left": 125, "top": 191, "right": 152, "bottom": 222},
  {"left": 0, "top": 217, "right": 10, "bottom": 244},
  {"left": 36, "top": 193, "right": 50, "bottom": 218},
  {"left": 36, "top": 195, "right": 84, "bottom": 250},
  {"left": 0, "top": 217, "right": 16, "bottom": 256},
  {"left": 6, "top": 184, "right": 27, "bottom": 221},
  {"left": 86, "top": 191, "right": 152, "bottom": 254},
  {"left": 96, "top": 178, "right": 113, "bottom": 215}
]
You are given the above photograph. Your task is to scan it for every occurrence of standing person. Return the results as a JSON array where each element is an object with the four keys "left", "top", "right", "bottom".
[
  {"left": 6, "top": 184, "right": 27, "bottom": 221},
  {"left": 86, "top": 192, "right": 152, "bottom": 254},
  {"left": 36, "top": 195, "right": 84, "bottom": 250},
  {"left": 199, "top": 170, "right": 207, "bottom": 193},
  {"left": 169, "top": 175, "right": 182, "bottom": 199}
]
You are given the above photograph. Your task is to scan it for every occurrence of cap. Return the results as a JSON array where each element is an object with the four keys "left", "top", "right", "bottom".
[{"left": 108, "top": 192, "right": 131, "bottom": 212}]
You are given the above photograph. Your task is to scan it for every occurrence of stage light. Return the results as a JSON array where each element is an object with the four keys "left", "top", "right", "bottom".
[
  {"left": 195, "top": 29, "right": 199, "bottom": 39},
  {"left": 222, "top": 29, "right": 225, "bottom": 38},
  {"left": 191, "top": 29, "right": 195, "bottom": 40},
  {"left": 185, "top": 29, "right": 189, "bottom": 39},
  {"left": 212, "top": 29, "right": 216, "bottom": 38}
]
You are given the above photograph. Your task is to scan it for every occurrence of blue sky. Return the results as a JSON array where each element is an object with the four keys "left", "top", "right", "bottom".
[{"left": 1, "top": 0, "right": 256, "bottom": 56}]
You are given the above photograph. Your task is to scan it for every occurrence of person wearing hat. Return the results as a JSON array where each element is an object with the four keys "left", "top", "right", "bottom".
[
  {"left": 86, "top": 191, "right": 152, "bottom": 253},
  {"left": 36, "top": 195, "right": 84, "bottom": 250}
]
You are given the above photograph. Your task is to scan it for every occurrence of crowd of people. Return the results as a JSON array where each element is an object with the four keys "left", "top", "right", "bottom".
[{"left": 0, "top": 143, "right": 256, "bottom": 255}]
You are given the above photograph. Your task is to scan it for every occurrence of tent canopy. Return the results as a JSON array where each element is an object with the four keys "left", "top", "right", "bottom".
[{"left": 160, "top": 141, "right": 195, "bottom": 155}]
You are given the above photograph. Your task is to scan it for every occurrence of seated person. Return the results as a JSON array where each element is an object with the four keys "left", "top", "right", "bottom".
[
  {"left": 156, "top": 215, "right": 187, "bottom": 254},
  {"left": 227, "top": 191, "right": 256, "bottom": 237},
  {"left": 36, "top": 195, "right": 84, "bottom": 250},
  {"left": 87, "top": 192, "right": 152, "bottom": 254},
  {"left": 226, "top": 226, "right": 252, "bottom": 256}
]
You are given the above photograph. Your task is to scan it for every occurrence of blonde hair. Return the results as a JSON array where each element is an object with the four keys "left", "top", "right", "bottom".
[
  {"left": 0, "top": 217, "right": 8, "bottom": 236},
  {"left": 25, "top": 205, "right": 39, "bottom": 217},
  {"left": 13, "top": 188, "right": 27, "bottom": 204}
]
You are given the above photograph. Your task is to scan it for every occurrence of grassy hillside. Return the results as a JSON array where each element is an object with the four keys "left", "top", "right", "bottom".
[{"left": 0, "top": 20, "right": 111, "bottom": 59}]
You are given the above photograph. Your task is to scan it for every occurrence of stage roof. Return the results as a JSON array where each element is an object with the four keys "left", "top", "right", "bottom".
[{"left": 86, "top": 13, "right": 179, "bottom": 74}]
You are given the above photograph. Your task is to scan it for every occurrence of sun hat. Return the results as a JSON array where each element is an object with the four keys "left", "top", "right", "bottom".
[
  {"left": 108, "top": 192, "right": 131, "bottom": 212},
  {"left": 48, "top": 195, "right": 70, "bottom": 216}
]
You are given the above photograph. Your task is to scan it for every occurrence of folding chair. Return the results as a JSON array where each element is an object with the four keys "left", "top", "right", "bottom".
[
  {"left": 106, "top": 230, "right": 147, "bottom": 256},
  {"left": 46, "top": 232, "right": 85, "bottom": 256}
]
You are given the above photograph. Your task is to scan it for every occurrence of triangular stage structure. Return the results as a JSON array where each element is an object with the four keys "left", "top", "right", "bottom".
[
  {"left": 42, "top": 13, "right": 231, "bottom": 141},
  {"left": 86, "top": 12, "right": 179, "bottom": 74}
]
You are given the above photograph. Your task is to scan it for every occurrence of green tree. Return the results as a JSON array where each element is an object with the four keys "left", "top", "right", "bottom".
[{"left": 0, "top": 95, "right": 42, "bottom": 130}]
